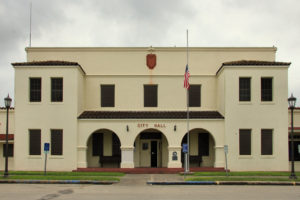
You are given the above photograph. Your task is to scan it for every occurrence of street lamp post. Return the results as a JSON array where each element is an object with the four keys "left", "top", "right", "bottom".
[
  {"left": 4, "top": 94, "right": 12, "bottom": 178},
  {"left": 288, "top": 94, "right": 297, "bottom": 179}
]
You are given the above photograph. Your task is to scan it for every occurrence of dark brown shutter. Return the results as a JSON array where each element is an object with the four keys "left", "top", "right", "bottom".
[
  {"left": 189, "top": 85, "right": 201, "bottom": 107},
  {"left": 101, "top": 85, "right": 115, "bottom": 107},
  {"left": 92, "top": 133, "right": 103, "bottom": 156},
  {"left": 144, "top": 85, "right": 157, "bottom": 107},
  {"left": 30, "top": 78, "right": 41, "bottom": 102},
  {"left": 239, "top": 129, "right": 251, "bottom": 155},
  {"left": 29, "top": 130, "right": 41, "bottom": 155},
  {"left": 112, "top": 133, "right": 121, "bottom": 156},
  {"left": 261, "top": 129, "right": 273, "bottom": 155},
  {"left": 199, "top": 133, "right": 209, "bottom": 156},
  {"left": 51, "top": 130, "right": 63, "bottom": 155}
]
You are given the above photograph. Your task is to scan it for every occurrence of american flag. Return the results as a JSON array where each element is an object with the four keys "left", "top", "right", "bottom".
[{"left": 184, "top": 64, "right": 190, "bottom": 89}]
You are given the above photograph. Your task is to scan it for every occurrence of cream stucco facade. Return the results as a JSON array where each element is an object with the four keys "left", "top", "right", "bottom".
[{"left": 1, "top": 46, "right": 294, "bottom": 171}]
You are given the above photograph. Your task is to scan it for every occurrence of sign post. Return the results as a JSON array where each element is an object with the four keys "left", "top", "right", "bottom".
[
  {"left": 182, "top": 144, "right": 188, "bottom": 176},
  {"left": 44, "top": 143, "right": 50, "bottom": 175},
  {"left": 224, "top": 145, "right": 229, "bottom": 176}
]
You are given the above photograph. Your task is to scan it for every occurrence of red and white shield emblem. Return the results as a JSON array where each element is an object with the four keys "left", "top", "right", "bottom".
[{"left": 146, "top": 54, "right": 156, "bottom": 69}]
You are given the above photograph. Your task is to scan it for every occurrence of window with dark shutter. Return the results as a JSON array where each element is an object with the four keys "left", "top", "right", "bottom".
[
  {"left": 189, "top": 85, "right": 201, "bottom": 107},
  {"left": 30, "top": 78, "right": 41, "bottom": 102},
  {"left": 239, "top": 78, "right": 251, "bottom": 101},
  {"left": 198, "top": 133, "right": 209, "bottom": 156},
  {"left": 112, "top": 133, "right": 121, "bottom": 156},
  {"left": 51, "top": 78, "right": 63, "bottom": 102},
  {"left": 51, "top": 129, "right": 63, "bottom": 155},
  {"left": 3, "top": 144, "right": 13, "bottom": 157},
  {"left": 101, "top": 85, "right": 115, "bottom": 107},
  {"left": 239, "top": 129, "right": 251, "bottom": 155},
  {"left": 261, "top": 78, "right": 273, "bottom": 101},
  {"left": 261, "top": 129, "right": 273, "bottom": 155},
  {"left": 29, "top": 129, "right": 41, "bottom": 155},
  {"left": 144, "top": 85, "right": 157, "bottom": 107},
  {"left": 92, "top": 133, "right": 103, "bottom": 156}
]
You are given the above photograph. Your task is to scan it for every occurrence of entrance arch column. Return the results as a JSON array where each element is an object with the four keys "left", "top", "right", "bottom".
[
  {"left": 214, "top": 146, "right": 225, "bottom": 167},
  {"left": 77, "top": 146, "right": 88, "bottom": 168},
  {"left": 121, "top": 146, "right": 134, "bottom": 168},
  {"left": 168, "top": 146, "right": 182, "bottom": 168}
]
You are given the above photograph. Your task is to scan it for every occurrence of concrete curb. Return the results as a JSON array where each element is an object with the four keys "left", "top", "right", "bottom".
[
  {"left": 0, "top": 179, "right": 118, "bottom": 185},
  {"left": 147, "top": 181, "right": 300, "bottom": 186}
]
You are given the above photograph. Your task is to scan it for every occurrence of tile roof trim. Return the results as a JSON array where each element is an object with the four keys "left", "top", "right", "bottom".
[
  {"left": 78, "top": 111, "right": 224, "bottom": 119},
  {"left": 0, "top": 134, "right": 14, "bottom": 140},
  {"left": 216, "top": 60, "right": 291, "bottom": 75},
  {"left": 12, "top": 61, "right": 86, "bottom": 74}
]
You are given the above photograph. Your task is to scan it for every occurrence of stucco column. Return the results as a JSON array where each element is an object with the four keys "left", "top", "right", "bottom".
[
  {"left": 121, "top": 146, "right": 134, "bottom": 168},
  {"left": 77, "top": 146, "right": 87, "bottom": 168},
  {"left": 168, "top": 146, "right": 182, "bottom": 168},
  {"left": 214, "top": 146, "right": 225, "bottom": 168}
]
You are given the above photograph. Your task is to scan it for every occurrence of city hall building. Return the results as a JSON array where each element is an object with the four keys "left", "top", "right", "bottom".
[{"left": 0, "top": 46, "right": 296, "bottom": 171}]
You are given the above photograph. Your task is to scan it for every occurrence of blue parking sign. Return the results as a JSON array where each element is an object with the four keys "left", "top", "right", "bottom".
[
  {"left": 44, "top": 143, "right": 50, "bottom": 152},
  {"left": 182, "top": 144, "right": 188, "bottom": 153}
]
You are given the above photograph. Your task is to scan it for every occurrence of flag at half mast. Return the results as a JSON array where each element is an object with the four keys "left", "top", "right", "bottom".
[{"left": 184, "top": 64, "right": 190, "bottom": 89}]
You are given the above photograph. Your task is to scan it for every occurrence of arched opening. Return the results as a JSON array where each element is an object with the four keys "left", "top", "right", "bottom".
[
  {"left": 181, "top": 128, "right": 215, "bottom": 167},
  {"left": 134, "top": 129, "right": 169, "bottom": 168},
  {"left": 86, "top": 129, "right": 121, "bottom": 168}
]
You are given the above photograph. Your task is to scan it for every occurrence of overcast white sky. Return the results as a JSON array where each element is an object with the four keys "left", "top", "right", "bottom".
[{"left": 0, "top": 0, "right": 299, "bottom": 106}]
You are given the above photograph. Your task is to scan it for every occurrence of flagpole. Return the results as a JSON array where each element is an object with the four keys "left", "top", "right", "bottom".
[{"left": 186, "top": 29, "right": 190, "bottom": 173}]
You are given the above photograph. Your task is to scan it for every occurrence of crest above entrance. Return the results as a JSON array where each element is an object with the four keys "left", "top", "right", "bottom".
[{"left": 146, "top": 46, "right": 156, "bottom": 70}]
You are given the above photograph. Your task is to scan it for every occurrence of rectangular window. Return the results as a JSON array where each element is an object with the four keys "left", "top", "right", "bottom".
[
  {"left": 3, "top": 144, "right": 13, "bottom": 157},
  {"left": 239, "top": 129, "right": 251, "bottom": 155},
  {"left": 189, "top": 85, "right": 201, "bottom": 107},
  {"left": 261, "top": 129, "right": 273, "bottom": 155},
  {"left": 51, "top": 78, "right": 63, "bottom": 102},
  {"left": 261, "top": 78, "right": 273, "bottom": 101},
  {"left": 29, "top": 129, "right": 41, "bottom": 155},
  {"left": 239, "top": 78, "right": 251, "bottom": 101},
  {"left": 51, "top": 129, "right": 63, "bottom": 155},
  {"left": 30, "top": 78, "right": 41, "bottom": 102},
  {"left": 101, "top": 85, "right": 115, "bottom": 107},
  {"left": 144, "top": 85, "right": 157, "bottom": 107}
]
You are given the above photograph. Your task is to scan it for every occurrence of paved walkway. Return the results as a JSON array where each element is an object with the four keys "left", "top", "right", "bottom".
[{"left": 118, "top": 174, "right": 184, "bottom": 186}]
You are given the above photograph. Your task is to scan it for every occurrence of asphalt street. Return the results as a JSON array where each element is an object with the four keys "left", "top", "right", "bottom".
[{"left": 1, "top": 183, "right": 300, "bottom": 200}]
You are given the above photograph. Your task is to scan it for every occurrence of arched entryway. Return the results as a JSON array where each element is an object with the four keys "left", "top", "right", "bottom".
[
  {"left": 86, "top": 129, "right": 121, "bottom": 168},
  {"left": 134, "top": 129, "right": 169, "bottom": 168},
  {"left": 181, "top": 128, "right": 215, "bottom": 167}
]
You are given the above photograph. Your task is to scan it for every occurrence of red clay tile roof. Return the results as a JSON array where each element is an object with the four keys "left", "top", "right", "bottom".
[
  {"left": 78, "top": 111, "right": 224, "bottom": 119},
  {"left": 0, "top": 107, "right": 14, "bottom": 110},
  {"left": 216, "top": 60, "right": 291, "bottom": 75},
  {"left": 0, "top": 134, "right": 14, "bottom": 140},
  {"left": 12, "top": 61, "right": 86, "bottom": 74}
]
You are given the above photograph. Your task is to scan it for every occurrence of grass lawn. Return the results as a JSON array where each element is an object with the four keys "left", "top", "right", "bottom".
[
  {"left": 0, "top": 171, "right": 124, "bottom": 181},
  {"left": 184, "top": 171, "right": 300, "bottom": 182}
]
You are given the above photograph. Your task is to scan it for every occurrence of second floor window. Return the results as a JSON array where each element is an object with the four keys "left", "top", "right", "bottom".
[
  {"left": 51, "top": 78, "right": 63, "bottom": 102},
  {"left": 144, "top": 85, "right": 157, "bottom": 107},
  {"left": 30, "top": 78, "right": 41, "bottom": 102},
  {"left": 101, "top": 85, "right": 115, "bottom": 107},
  {"left": 239, "top": 78, "right": 251, "bottom": 101},
  {"left": 261, "top": 77, "right": 273, "bottom": 101},
  {"left": 189, "top": 85, "right": 201, "bottom": 107}
]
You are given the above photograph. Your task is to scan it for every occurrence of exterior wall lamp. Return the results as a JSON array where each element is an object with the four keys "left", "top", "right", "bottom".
[
  {"left": 126, "top": 125, "right": 129, "bottom": 132},
  {"left": 4, "top": 94, "right": 12, "bottom": 178},
  {"left": 174, "top": 125, "right": 177, "bottom": 131},
  {"left": 288, "top": 93, "right": 297, "bottom": 179}
]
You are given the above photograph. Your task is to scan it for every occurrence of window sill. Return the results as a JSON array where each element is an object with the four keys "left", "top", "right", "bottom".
[
  {"left": 49, "top": 102, "right": 64, "bottom": 105},
  {"left": 260, "top": 101, "right": 275, "bottom": 105},
  {"left": 28, "top": 102, "right": 42, "bottom": 105},
  {"left": 238, "top": 155, "right": 252, "bottom": 159},
  {"left": 238, "top": 101, "right": 252, "bottom": 105},
  {"left": 260, "top": 155, "right": 274, "bottom": 159},
  {"left": 49, "top": 156, "right": 64, "bottom": 159},
  {"left": 28, "top": 155, "right": 42, "bottom": 159}
]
